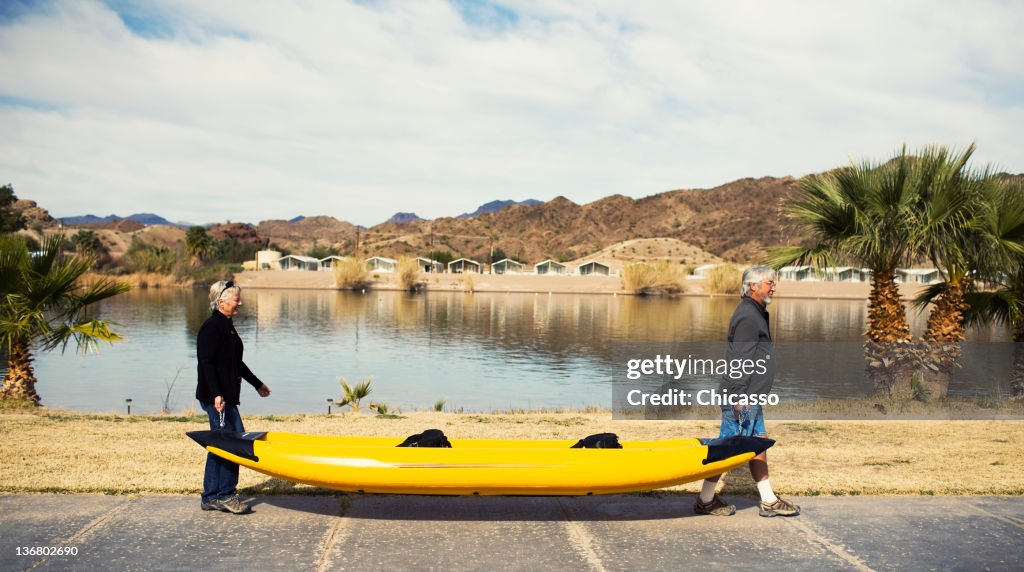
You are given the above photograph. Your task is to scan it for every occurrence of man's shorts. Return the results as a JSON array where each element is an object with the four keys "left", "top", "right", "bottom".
[{"left": 718, "top": 404, "right": 767, "bottom": 438}]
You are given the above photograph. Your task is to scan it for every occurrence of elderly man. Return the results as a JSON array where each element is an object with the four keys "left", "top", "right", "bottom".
[{"left": 694, "top": 265, "right": 800, "bottom": 517}]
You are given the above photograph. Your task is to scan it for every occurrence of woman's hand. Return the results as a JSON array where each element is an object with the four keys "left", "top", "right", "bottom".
[
  {"left": 214, "top": 395, "right": 225, "bottom": 412},
  {"left": 257, "top": 384, "right": 271, "bottom": 397}
]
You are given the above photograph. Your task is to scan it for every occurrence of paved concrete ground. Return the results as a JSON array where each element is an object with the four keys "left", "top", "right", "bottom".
[{"left": 1, "top": 494, "right": 1022, "bottom": 571}]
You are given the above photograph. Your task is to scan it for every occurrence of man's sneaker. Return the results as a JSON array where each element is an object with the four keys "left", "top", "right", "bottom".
[
  {"left": 694, "top": 494, "right": 736, "bottom": 516},
  {"left": 759, "top": 496, "right": 800, "bottom": 517},
  {"left": 201, "top": 496, "right": 252, "bottom": 515}
]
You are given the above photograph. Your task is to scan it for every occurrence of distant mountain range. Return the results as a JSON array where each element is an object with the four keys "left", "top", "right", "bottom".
[
  {"left": 457, "top": 199, "right": 542, "bottom": 218},
  {"left": 378, "top": 200, "right": 540, "bottom": 225},
  {"left": 59, "top": 212, "right": 180, "bottom": 226},
  {"left": 61, "top": 199, "right": 543, "bottom": 229},
  {"left": 385, "top": 212, "right": 423, "bottom": 225}
]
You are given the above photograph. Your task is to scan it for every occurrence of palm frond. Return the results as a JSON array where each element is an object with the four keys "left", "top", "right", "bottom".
[{"left": 912, "top": 282, "right": 948, "bottom": 310}]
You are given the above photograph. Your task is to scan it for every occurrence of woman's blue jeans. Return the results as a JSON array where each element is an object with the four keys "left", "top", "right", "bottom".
[{"left": 199, "top": 401, "right": 245, "bottom": 503}]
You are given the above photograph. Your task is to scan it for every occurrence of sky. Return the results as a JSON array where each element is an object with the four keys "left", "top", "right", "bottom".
[{"left": 1, "top": 0, "right": 1022, "bottom": 227}]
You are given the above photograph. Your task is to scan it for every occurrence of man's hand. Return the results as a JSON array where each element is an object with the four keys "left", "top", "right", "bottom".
[
  {"left": 214, "top": 395, "right": 225, "bottom": 412},
  {"left": 257, "top": 384, "right": 271, "bottom": 398}
]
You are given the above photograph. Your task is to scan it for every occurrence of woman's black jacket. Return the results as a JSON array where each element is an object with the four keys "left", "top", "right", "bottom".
[{"left": 195, "top": 310, "right": 263, "bottom": 405}]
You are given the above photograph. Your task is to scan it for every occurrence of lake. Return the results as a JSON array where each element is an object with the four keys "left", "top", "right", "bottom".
[{"left": 24, "top": 289, "right": 1014, "bottom": 415}]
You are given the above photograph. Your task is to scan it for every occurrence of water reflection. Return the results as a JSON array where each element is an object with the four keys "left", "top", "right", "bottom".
[{"left": 29, "top": 289, "right": 1009, "bottom": 415}]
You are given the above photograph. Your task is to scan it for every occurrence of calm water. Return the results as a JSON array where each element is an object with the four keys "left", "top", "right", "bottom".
[{"left": 26, "top": 289, "right": 1012, "bottom": 415}]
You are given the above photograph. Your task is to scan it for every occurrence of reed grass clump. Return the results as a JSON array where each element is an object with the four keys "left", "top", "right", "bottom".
[
  {"left": 333, "top": 257, "right": 371, "bottom": 290},
  {"left": 705, "top": 264, "right": 742, "bottom": 294},
  {"left": 396, "top": 257, "right": 423, "bottom": 291},
  {"left": 621, "top": 261, "right": 687, "bottom": 295}
]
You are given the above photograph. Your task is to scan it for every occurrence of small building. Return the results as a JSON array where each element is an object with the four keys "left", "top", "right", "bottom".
[
  {"left": 448, "top": 258, "right": 482, "bottom": 274},
  {"left": 534, "top": 259, "right": 567, "bottom": 275},
  {"left": 897, "top": 268, "right": 940, "bottom": 284},
  {"left": 492, "top": 258, "right": 525, "bottom": 274},
  {"left": 577, "top": 261, "right": 610, "bottom": 276},
  {"left": 823, "top": 266, "right": 870, "bottom": 283},
  {"left": 277, "top": 255, "right": 320, "bottom": 271},
  {"left": 415, "top": 257, "right": 445, "bottom": 273},
  {"left": 256, "top": 249, "right": 282, "bottom": 270},
  {"left": 318, "top": 255, "right": 348, "bottom": 271},
  {"left": 366, "top": 256, "right": 398, "bottom": 273},
  {"left": 779, "top": 265, "right": 814, "bottom": 281}
]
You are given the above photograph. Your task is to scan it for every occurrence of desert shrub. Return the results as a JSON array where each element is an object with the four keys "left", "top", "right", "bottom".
[
  {"left": 425, "top": 250, "right": 453, "bottom": 266},
  {"left": 305, "top": 242, "right": 337, "bottom": 260},
  {"left": 705, "top": 264, "right": 742, "bottom": 294},
  {"left": 334, "top": 257, "right": 371, "bottom": 290},
  {"left": 216, "top": 238, "right": 261, "bottom": 264},
  {"left": 125, "top": 237, "right": 179, "bottom": 274},
  {"left": 622, "top": 261, "right": 686, "bottom": 295}
]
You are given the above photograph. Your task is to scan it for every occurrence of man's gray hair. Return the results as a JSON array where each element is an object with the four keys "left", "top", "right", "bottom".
[{"left": 741, "top": 265, "right": 777, "bottom": 298}]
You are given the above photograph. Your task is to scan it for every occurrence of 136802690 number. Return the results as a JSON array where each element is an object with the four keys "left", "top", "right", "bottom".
[{"left": 17, "top": 546, "right": 78, "bottom": 557}]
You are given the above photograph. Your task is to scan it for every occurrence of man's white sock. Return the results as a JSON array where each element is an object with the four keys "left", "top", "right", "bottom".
[
  {"left": 699, "top": 479, "right": 718, "bottom": 504},
  {"left": 757, "top": 479, "right": 778, "bottom": 504}
]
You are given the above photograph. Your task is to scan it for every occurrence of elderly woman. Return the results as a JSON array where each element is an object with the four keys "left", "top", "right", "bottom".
[{"left": 195, "top": 280, "right": 271, "bottom": 515}]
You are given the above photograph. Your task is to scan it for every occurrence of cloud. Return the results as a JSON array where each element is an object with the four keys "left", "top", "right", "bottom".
[{"left": 0, "top": 0, "right": 1021, "bottom": 226}]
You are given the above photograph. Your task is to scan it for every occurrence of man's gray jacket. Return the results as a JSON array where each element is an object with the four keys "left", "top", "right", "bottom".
[{"left": 718, "top": 297, "right": 776, "bottom": 397}]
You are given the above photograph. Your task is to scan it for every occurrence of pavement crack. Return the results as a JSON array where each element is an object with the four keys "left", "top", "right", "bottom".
[
  {"left": 24, "top": 496, "right": 139, "bottom": 572},
  {"left": 315, "top": 495, "right": 352, "bottom": 572},
  {"left": 557, "top": 498, "right": 606, "bottom": 572},
  {"left": 784, "top": 517, "right": 875, "bottom": 572}
]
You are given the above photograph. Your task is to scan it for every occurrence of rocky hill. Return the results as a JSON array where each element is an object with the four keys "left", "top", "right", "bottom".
[
  {"left": 255, "top": 216, "right": 359, "bottom": 254},
  {"left": 358, "top": 176, "right": 798, "bottom": 263}
]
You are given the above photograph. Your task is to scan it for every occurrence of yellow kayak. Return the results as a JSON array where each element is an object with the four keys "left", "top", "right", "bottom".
[{"left": 186, "top": 431, "right": 773, "bottom": 496}]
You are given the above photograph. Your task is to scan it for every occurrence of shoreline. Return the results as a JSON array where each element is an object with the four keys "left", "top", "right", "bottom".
[{"left": 232, "top": 270, "right": 929, "bottom": 301}]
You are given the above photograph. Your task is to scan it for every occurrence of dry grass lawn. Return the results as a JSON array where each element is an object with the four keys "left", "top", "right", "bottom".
[{"left": 1, "top": 409, "right": 1021, "bottom": 497}]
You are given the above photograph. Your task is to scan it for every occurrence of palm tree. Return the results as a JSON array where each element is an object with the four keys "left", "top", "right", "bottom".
[
  {"left": 185, "top": 226, "right": 215, "bottom": 262},
  {"left": 917, "top": 179, "right": 1024, "bottom": 397},
  {"left": 0, "top": 234, "right": 130, "bottom": 405},
  {"left": 961, "top": 267, "right": 1024, "bottom": 398},
  {"left": 338, "top": 377, "right": 372, "bottom": 413},
  {"left": 767, "top": 147, "right": 920, "bottom": 393},
  {"left": 71, "top": 230, "right": 105, "bottom": 258},
  {"left": 913, "top": 144, "right": 983, "bottom": 343},
  {"left": 913, "top": 152, "right": 1024, "bottom": 379}
]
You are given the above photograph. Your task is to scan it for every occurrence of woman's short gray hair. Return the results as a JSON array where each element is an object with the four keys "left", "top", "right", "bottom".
[
  {"left": 741, "top": 266, "right": 777, "bottom": 298},
  {"left": 209, "top": 280, "right": 241, "bottom": 311}
]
